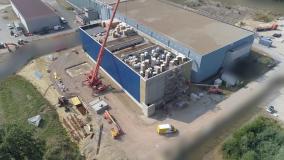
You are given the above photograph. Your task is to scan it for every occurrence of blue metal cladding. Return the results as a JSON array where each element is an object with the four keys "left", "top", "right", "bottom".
[
  {"left": 193, "top": 34, "right": 255, "bottom": 82},
  {"left": 79, "top": 29, "right": 141, "bottom": 102}
]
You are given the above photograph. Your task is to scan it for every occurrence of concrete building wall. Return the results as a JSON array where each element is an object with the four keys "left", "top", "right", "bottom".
[
  {"left": 141, "top": 61, "right": 191, "bottom": 106},
  {"left": 10, "top": 0, "right": 60, "bottom": 33}
]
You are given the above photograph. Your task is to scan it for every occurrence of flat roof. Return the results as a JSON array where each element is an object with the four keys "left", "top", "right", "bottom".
[
  {"left": 81, "top": 24, "right": 190, "bottom": 79},
  {"left": 11, "top": 0, "right": 57, "bottom": 20},
  {"left": 116, "top": 0, "right": 253, "bottom": 54}
]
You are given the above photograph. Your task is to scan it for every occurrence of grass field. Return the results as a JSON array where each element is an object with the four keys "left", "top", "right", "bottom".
[{"left": 0, "top": 76, "right": 83, "bottom": 159}]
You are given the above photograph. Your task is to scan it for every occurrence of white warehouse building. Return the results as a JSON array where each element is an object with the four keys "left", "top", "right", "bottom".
[{"left": 10, "top": 0, "right": 61, "bottom": 33}]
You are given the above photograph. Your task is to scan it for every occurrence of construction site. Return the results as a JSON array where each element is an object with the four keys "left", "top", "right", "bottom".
[
  {"left": 3, "top": 0, "right": 282, "bottom": 159},
  {"left": 16, "top": 1, "right": 224, "bottom": 159},
  {"left": 30, "top": 0, "right": 259, "bottom": 159},
  {"left": 80, "top": 21, "right": 192, "bottom": 116},
  {"left": 26, "top": 45, "right": 224, "bottom": 160}
]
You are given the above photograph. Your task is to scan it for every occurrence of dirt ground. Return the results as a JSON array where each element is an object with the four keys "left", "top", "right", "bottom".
[{"left": 166, "top": 0, "right": 252, "bottom": 24}]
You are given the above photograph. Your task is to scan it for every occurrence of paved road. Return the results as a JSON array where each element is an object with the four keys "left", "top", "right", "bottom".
[
  {"left": 253, "top": 40, "right": 284, "bottom": 123},
  {"left": 0, "top": 30, "right": 80, "bottom": 79},
  {"left": 43, "top": 0, "right": 78, "bottom": 29}
]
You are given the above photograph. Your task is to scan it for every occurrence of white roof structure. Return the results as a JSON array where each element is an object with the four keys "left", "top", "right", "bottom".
[
  {"left": 28, "top": 115, "right": 42, "bottom": 127},
  {"left": 158, "top": 124, "right": 171, "bottom": 129}
]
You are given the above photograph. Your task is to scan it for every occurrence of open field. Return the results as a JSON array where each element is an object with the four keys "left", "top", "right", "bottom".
[{"left": 0, "top": 75, "right": 83, "bottom": 159}]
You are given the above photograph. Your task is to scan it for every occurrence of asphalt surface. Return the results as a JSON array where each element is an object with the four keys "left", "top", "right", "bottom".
[{"left": 0, "top": 30, "right": 80, "bottom": 79}]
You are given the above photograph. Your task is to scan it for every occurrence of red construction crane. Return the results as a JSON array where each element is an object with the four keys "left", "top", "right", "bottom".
[{"left": 84, "top": 0, "right": 121, "bottom": 93}]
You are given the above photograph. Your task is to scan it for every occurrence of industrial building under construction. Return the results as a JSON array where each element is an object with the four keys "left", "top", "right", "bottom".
[
  {"left": 80, "top": 21, "right": 191, "bottom": 116},
  {"left": 68, "top": 0, "right": 254, "bottom": 82},
  {"left": 68, "top": 0, "right": 256, "bottom": 115}
]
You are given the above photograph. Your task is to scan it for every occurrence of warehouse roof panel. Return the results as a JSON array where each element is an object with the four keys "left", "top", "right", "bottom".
[
  {"left": 116, "top": 0, "right": 254, "bottom": 55},
  {"left": 11, "top": 0, "right": 57, "bottom": 20}
]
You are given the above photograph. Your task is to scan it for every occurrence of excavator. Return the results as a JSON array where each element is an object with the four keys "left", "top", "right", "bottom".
[{"left": 104, "top": 110, "right": 122, "bottom": 139}]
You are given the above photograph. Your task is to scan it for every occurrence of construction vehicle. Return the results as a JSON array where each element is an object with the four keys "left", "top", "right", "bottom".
[
  {"left": 157, "top": 124, "right": 177, "bottom": 134},
  {"left": 4, "top": 43, "right": 19, "bottom": 52},
  {"left": 190, "top": 82, "right": 223, "bottom": 94},
  {"left": 208, "top": 86, "right": 223, "bottom": 94},
  {"left": 104, "top": 110, "right": 122, "bottom": 139},
  {"left": 256, "top": 23, "right": 278, "bottom": 32},
  {"left": 83, "top": 0, "right": 120, "bottom": 94},
  {"left": 58, "top": 96, "right": 69, "bottom": 106}
]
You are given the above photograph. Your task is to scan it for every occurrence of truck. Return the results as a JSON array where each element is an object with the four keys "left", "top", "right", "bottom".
[
  {"left": 259, "top": 37, "right": 273, "bottom": 47},
  {"left": 256, "top": 23, "right": 278, "bottom": 32},
  {"left": 156, "top": 124, "right": 177, "bottom": 134}
]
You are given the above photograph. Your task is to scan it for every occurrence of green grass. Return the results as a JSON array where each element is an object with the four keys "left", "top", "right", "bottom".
[
  {"left": 0, "top": 76, "right": 84, "bottom": 160},
  {"left": 222, "top": 116, "right": 284, "bottom": 160}
]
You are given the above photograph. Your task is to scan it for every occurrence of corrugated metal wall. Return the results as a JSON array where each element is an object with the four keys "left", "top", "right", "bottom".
[
  {"left": 194, "top": 34, "right": 255, "bottom": 82},
  {"left": 79, "top": 28, "right": 141, "bottom": 101}
]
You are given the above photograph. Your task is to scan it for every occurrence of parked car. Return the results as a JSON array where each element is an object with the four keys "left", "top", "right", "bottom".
[
  {"left": 7, "top": 23, "right": 14, "bottom": 29},
  {"left": 266, "top": 106, "right": 279, "bottom": 117},
  {"left": 17, "top": 39, "right": 28, "bottom": 45},
  {"left": 266, "top": 106, "right": 276, "bottom": 114},
  {"left": 156, "top": 124, "right": 177, "bottom": 135},
  {"left": 273, "top": 33, "right": 282, "bottom": 38}
]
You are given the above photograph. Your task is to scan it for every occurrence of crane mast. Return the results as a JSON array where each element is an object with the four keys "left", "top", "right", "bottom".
[{"left": 85, "top": 0, "right": 121, "bottom": 93}]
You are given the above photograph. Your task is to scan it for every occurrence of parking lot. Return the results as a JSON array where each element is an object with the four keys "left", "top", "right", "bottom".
[
  {"left": 0, "top": 1, "right": 77, "bottom": 47},
  {"left": 0, "top": 5, "right": 20, "bottom": 43}
]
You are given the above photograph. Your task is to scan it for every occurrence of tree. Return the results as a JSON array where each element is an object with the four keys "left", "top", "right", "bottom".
[
  {"left": 0, "top": 124, "right": 45, "bottom": 160},
  {"left": 275, "top": 146, "right": 284, "bottom": 160}
]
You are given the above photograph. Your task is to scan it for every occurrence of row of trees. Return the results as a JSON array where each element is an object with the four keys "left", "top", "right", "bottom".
[
  {"left": 0, "top": 124, "right": 45, "bottom": 160},
  {"left": 0, "top": 124, "right": 84, "bottom": 160},
  {"left": 222, "top": 116, "right": 284, "bottom": 160}
]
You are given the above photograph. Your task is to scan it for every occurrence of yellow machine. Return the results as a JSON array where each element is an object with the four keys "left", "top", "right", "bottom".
[{"left": 157, "top": 124, "right": 177, "bottom": 134}]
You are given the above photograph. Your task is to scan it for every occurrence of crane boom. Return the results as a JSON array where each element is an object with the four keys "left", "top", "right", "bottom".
[{"left": 86, "top": 0, "right": 121, "bottom": 87}]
